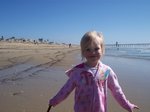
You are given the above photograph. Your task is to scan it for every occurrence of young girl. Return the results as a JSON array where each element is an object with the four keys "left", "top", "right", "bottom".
[{"left": 47, "top": 31, "right": 139, "bottom": 112}]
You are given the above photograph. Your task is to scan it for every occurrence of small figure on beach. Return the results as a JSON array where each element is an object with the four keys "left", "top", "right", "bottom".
[
  {"left": 116, "top": 41, "right": 119, "bottom": 50},
  {"left": 69, "top": 43, "right": 72, "bottom": 48},
  {"left": 116, "top": 41, "right": 119, "bottom": 47},
  {"left": 47, "top": 31, "right": 139, "bottom": 112}
]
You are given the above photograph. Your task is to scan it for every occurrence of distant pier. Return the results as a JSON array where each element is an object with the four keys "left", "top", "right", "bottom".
[{"left": 105, "top": 43, "right": 150, "bottom": 49}]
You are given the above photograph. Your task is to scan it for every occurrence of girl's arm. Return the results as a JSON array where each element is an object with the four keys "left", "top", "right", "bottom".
[
  {"left": 107, "top": 68, "right": 139, "bottom": 112},
  {"left": 49, "top": 74, "right": 76, "bottom": 107}
]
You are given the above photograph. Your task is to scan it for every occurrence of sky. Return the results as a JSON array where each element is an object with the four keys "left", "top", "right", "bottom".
[{"left": 0, "top": 0, "right": 150, "bottom": 44}]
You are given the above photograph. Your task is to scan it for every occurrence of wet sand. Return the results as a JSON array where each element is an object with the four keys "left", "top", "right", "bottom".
[
  {"left": 102, "top": 56, "right": 150, "bottom": 112},
  {"left": 0, "top": 42, "right": 149, "bottom": 112}
]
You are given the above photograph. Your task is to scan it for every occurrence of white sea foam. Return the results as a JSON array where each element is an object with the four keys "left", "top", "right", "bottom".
[{"left": 105, "top": 47, "right": 150, "bottom": 60}]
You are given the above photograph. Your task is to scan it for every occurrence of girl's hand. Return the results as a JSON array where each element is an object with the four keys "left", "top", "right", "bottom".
[
  {"left": 132, "top": 105, "right": 139, "bottom": 112},
  {"left": 47, "top": 105, "right": 52, "bottom": 112}
]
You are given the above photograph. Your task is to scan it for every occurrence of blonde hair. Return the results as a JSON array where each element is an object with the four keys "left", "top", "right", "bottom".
[{"left": 80, "top": 31, "right": 105, "bottom": 59}]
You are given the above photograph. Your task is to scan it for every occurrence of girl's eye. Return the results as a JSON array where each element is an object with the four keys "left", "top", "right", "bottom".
[
  {"left": 94, "top": 48, "right": 100, "bottom": 51},
  {"left": 86, "top": 48, "right": 91, "bottom": 52},
  {"left": 85, "top": 47, "right": 100, "bottom": 52}
]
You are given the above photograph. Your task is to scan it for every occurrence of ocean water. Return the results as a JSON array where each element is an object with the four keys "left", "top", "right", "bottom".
[{"left": 105, "top": 46, "right": 150, "bottom": 60}]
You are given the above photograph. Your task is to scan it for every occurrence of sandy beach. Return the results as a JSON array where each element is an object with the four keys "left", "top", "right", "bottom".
[
  {"left": 0, "top": 42, "right": 149, "bottom": 112},
  {"left": 0, "top": 42, "right": 79, "bottom": 112}
]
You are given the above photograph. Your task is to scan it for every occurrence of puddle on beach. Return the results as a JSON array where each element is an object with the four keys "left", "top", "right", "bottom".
[{"left": 0, "top": 63, "right": 46, "bottom": 84}]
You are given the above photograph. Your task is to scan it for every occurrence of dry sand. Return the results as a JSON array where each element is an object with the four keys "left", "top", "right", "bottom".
[{"left": 0, "top": 42, "right": 149, "bottom": 112}]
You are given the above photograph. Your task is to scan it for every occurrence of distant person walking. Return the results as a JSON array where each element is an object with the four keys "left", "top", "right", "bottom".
[
  {"left": 116, "top": 41, "right": 119, "bottom": 50},
  {"left": 69, "top": 43, "right": 72, "bottom": 48},
  {"left": 116, "top": 41, "right": 119, "bottom": 47},
  {"left": 47, "top": 31, "right": 139, "bottom": 112}
]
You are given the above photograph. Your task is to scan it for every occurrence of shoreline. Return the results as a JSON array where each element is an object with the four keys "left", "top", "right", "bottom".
[{"left": 105, "top": 54, "right": 150, "bottom": 61}]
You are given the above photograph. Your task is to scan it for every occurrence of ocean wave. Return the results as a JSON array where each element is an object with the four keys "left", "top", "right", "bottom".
[{"left": 105, "top": 47, "right": 150, "bottom": 60}]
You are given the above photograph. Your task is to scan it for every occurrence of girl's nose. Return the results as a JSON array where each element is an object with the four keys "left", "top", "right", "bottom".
[{"left": 91, "top": 50, "right": 96, "bottom": 54}]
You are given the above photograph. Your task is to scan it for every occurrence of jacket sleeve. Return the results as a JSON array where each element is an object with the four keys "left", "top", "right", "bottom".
[
  {"left": 49, "top": 72, "right": 76, "bottom": 107},
  {"left": 107, "top": 68, "right": 135, "bottom": 112}
]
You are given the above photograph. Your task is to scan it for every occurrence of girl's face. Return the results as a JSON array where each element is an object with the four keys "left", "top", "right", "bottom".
[{"left": 83, "top": 40, "right": 102, "bottom": 67}]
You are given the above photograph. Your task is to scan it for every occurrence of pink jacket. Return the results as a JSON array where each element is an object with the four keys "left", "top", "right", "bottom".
[{"left": 49, "top": 61, "right": 135, "bottom": 112}]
